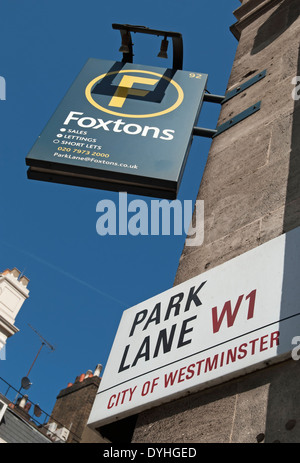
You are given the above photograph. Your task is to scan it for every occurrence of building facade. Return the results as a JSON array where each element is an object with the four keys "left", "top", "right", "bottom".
[
  {"left": 0, "top": 393, "right": 52, "bottom": 444},
  {"left": 0, "top": 268, "right": 29, "bottom": 354}
]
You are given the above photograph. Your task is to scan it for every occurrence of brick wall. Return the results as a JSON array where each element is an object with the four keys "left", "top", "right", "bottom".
[{"left": 50, "top": 376, "right": 103, "bottom": 443}]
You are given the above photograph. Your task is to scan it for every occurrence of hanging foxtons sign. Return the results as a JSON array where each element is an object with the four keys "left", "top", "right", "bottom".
[
  {"left": 88, "top": 227, "right": 300, "bottom": 429},
  {"left": 26, "top": 59, "right": 208, "bottom": 199}
]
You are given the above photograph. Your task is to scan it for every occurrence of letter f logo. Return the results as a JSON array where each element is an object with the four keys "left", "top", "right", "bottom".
[
  {"left": 85, "top": 69, "right": 183, "bottom": 118},
  {"left": 109, "top": 75, "right": 159, "bottom": 108}
]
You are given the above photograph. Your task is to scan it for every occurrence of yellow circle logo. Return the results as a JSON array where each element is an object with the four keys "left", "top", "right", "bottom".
[{"left": 85, "top": 69, "right": 184, "bottom": 119}]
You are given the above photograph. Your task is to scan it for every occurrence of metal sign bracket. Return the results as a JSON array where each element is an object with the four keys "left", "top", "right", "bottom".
[
  {"left": 193, "top": 70, "right": 266, "bottom": 138},
  {"left": 112, "top": 23, "right": 183, "bottom": 70},
  {"left": 222, "top": 70, "right": 266, "bottom": 103},
  {"left": 193, "top": 101, "right": 261, "bottom": 138},
  {"left": 213, "top": 101, "right": 261, "bottom": 137},
  {"left": 203, "top": 70, "right": 266, "bottom": 105}
]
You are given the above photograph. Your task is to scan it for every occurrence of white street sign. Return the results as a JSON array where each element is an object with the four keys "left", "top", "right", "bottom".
[{"left": 88, "top": 227, "right": 300, "bottom": 429}]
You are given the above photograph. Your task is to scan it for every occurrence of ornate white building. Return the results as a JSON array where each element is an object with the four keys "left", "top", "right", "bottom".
[{"left": 0, "top": 268, "right": 29, "bottom": 352}]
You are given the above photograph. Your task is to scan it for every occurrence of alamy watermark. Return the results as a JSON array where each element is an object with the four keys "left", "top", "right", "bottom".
[
  {"left": 291, "top": 76, "right": 300, "bottom": 101},
  {"left": 96, "top": 193, "right": 204, "bottom": 246},
  {"left": 0, "top": 76, "right": 6, "bottom": 100},
  {"left": 291, "top": 336, "right": 300, "bottom": 361}
]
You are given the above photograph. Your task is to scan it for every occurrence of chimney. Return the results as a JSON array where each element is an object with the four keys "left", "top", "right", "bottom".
[
  {"left": 11, "top": 268, "right": 21, "bottom": 279},
  {"left": 19, "top": 275, "right": 30, "bottom": 288},
  {"left": 18, "top": 395, "right": 28, "bottom": 409},
  {"left": 94, "top": 364, "right": 103, "bottom": 377},
  {"left": 49, "top": 364, "right": 103, "bottom": 443},
  {"left": 24, "top": 401, "right": 32, "bottom": 413}
]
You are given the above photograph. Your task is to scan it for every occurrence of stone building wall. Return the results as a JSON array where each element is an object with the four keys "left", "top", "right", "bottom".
[{"left": 132, "top": 0, "right": 300, "bottom": 443}]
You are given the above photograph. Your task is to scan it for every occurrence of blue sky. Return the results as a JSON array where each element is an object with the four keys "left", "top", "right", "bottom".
[{"left": 0, "top": 0, "right": 240, "bottom": 419}]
